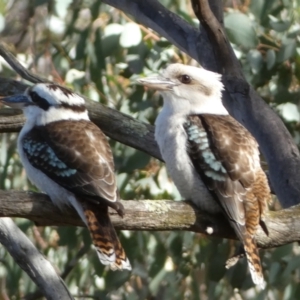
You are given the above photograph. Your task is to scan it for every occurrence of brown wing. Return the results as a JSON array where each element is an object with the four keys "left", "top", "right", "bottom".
[
  {"left": 185, "top": 114, "right": 269, "bottom": 288},
  {"left": 23, "top": 120, "right": 118, "bottom": 203},
  {"left": 201, "top": 114, "right": 259, "bottom": 188},
  {"left": 185, "top": 114, "right": 260, "bottom": 237},
  {"left": 201, "top": 114, "right": 272, "bottom": 229}
]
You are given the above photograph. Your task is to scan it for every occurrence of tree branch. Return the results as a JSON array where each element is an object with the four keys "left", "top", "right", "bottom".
[
  {"left": 0, "top": 43, "right": 49, "bottom": 84},
  {"left": 0, "top": 189, "right": 299, "bottom": 250},
  {"left": 191, "top": 0, "right": 241, "bottom": 75},
  {"left": 23, "top": 246, "right": 89, "bottom": 300},
  {"left": 0, "top": 218, "right": 74, "bottom": 300}
]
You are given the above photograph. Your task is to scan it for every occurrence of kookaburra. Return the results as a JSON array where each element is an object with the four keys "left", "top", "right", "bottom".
[
  {"left": 1, "top": 84, "right": 131, "bottom": 271},
  {"left": 138, "top": 64, "right": 270, "bottom": 289}
]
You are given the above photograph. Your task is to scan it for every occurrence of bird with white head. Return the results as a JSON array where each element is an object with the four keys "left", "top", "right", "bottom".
[
  {"left": 1, "top": 83, "right": 131, "bottom": 271},
  {"left": 138, "top": 63, "right": 271, "bottom": 289}
]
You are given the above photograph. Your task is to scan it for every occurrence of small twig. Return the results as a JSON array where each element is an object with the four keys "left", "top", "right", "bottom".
[
  {"left": 61, "top": 246, "right": 90, "bottom": 279},
  {"left": 225, "top": 253, "right": 245, "bottom": 269},
  {"left": 225, "top": 244, "right": 246, "bottom": 269},
  {"left": 257, "top": 43, "right": 279, "bottom": 51},
  {"left": 0, "top": 42, "right": 50, "bottom": 84}
]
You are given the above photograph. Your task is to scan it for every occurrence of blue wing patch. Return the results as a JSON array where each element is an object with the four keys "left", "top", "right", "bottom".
[
  {"left": 23, "top": 138, "right": 77, "bottom": 178},
  {"left": 185, "top": 120, "right": 227, "bottom": 182}
]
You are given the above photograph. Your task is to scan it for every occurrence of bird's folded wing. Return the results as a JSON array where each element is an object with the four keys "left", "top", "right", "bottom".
[
  {"left": 184, "top": 114, "right": 260, "bottom": 238},
  {"left": 22, "top": 119, "right": 118, "bottom": 202}
]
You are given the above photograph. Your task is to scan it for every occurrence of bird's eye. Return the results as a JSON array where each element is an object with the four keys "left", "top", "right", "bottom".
[
  {"left": 30, "top": 92, "right": 40, "bottom": 103},
  {"left": 179, "top": 74, "right": 192, "bottom": 84},
  {"left": 29, "top": 91, "right": 50, "bottom": 110}
]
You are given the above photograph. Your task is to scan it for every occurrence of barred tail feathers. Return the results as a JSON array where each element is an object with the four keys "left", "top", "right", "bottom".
[
  {"left": 243, "top": 233, "right": 265, "bottom": 289},
  {"left": 71, "top": 197, "right": 131, "bottom": 271},
  {"left": 84, "top": 205, "right": 131, "bottom": 270}
]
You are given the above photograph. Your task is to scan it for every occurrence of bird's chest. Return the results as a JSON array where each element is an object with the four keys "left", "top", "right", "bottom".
[{"left": 155, "top": 114, "right": 220, "bottom": 213}]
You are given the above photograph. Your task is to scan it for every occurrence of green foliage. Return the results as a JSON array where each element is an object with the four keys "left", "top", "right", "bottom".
[{"left": 0, "top": 0, "right": 300, "bottom": 299}]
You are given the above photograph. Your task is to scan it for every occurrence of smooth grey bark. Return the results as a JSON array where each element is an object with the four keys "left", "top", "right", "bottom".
[{"left": 0, "top": 218, "right": 74, "bottom": 300}]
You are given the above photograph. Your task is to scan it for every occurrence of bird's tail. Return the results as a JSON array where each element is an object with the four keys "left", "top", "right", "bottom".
[
  {"left": 76, "top": 199, "right": 131, "bottom": 271},
  {"left": 243, "top": 233, "right": 265, "bottom": 289}
]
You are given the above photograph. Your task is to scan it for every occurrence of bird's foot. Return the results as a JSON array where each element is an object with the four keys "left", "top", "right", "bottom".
[{"left": 107, "top": 201, "right": 125, "bottom": 218}]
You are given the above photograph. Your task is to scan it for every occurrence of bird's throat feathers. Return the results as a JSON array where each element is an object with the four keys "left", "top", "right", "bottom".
[{"left": 160, "top": 91, "right": 229, "bottom": 117}]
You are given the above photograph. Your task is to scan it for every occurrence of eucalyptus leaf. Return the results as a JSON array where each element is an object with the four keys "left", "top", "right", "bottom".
[
  {"left": 225, "top": 12, "right": 258, "bottom": 49},
  {"left": 277, "top": 38, "right": 296, "bottom": 63},
  {"left": 247, "top": 49, "right": 263, "bottom": 73},
  {"left": 269, "top": 15, "right": 291, "bottom": 32},
  {"left": 120, "top": 23, "right": 142, "bottom": 48}
]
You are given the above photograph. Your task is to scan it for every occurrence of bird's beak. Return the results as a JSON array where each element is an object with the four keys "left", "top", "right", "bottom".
[
  {"left": 137, "top": 76, "right": 177, "bottom": 91},
  {"left": 0, "top": 94, "right": 30, "bottom": 109}
]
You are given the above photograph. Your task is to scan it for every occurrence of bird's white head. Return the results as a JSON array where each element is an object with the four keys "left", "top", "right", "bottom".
[
  {"left": 138, "top": 63, "right": 228, "bottom": 116},
  {"left": 1, "top": 83, "right": 89, "bottom": 126}
]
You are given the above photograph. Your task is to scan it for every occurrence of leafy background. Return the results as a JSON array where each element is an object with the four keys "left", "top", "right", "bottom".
[{"left": 0, "top": 0, "right": 300, "bottom": 299}]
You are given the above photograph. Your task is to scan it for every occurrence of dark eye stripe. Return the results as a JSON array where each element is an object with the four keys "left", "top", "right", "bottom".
[
  {"left": 28, "top": 86, "right": 87, "bottom": 113},
  {"left": 29, "top": 91, "right": 50, "bottom": 111},
  {"left": 29, "top": 91, "right": 86, "bottom": 112}
]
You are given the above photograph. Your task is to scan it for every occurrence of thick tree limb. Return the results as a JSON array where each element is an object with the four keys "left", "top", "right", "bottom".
[
  {"left": 192, "top": 0, "right": 238, "bottom": 75},
  {"left": 0, "top": 218, "right": 74, "bottom": 300},
  {"left": 0, "top": 190, "right": 299, "bottom": 250},
  {"left": 23, "top": 246, "right": 89, "bottom": 300}
]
